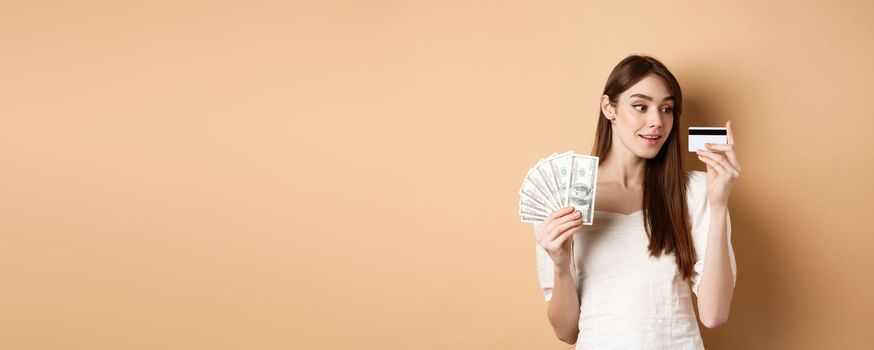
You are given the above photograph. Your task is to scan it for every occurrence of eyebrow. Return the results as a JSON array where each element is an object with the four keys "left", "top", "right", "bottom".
[{"left": 629, "top": 93, "right": 675, "bottom": 102}]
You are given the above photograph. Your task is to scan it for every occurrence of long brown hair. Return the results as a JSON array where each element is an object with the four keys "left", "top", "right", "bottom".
[{"left": 592, "top": 55, "right": 696, "bottom": 280}]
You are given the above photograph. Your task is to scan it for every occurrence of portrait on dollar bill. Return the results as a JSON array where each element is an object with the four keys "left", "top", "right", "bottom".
[{"left": 569, "top": 182, "right": 592, "bottom": 208}]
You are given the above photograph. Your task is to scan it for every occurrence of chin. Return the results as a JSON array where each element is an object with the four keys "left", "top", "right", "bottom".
[
  {"left": 633, "top": 148, "right": 663, "bottom": 159},
  {"left": 637, "top": 153, "right": 659, "bottom": 160}
]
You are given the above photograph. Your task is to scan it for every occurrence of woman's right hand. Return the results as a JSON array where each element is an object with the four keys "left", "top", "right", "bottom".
[{"left": 534, "top": 206, "right": 583, "bottom": 268}]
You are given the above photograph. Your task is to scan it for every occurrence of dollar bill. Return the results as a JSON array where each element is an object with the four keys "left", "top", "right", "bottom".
[
  {"left": 519, "top": 167, "right": 559, "bottom": 212},
  {"left": 565, "top": 154, "right": 599, "bottom": 225},
  {"left": 520, "top": 209, "right": 548, "bottom": 223},
  {"left": 519, "top": 195, "right": 550, "bottom": 215},
  {"left": 521, "top": 214, "right": 547, "bottom": 223},
  {"left": 534, "top": 156, "right": 563, "bottom": 210},
  {"left": 549, "top": 151, "right": 574, "bottom": 208},
  {"left": 517, "top": 151, "right": 599, "bottom": 224}
]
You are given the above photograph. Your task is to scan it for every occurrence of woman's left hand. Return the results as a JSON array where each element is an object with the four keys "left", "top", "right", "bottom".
[{"left": 696, "top": 121, "right": 741, "bottom": 208}]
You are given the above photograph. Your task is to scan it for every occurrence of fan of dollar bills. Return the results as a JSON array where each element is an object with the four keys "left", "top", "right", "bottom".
[{"left": 518, "top": 151, "right": 600, "bottom": 224}]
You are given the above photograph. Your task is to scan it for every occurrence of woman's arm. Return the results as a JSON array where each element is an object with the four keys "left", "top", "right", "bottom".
[
  {"left": 694, "top": 121, "right": 742, "bottom": 328},
  {"left": 695, "top": 205, "right": 734, "bottom": 328},
  {"left": 547, "top": 261, "right": 580, "bottom": 344},
  {"left": 533, "top": 207, "right": 583, "bottom": 344}
]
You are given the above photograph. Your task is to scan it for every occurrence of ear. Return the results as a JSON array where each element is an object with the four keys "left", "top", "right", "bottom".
[{"left": 600, "top": 94, "right": 616, "bottom": 121}]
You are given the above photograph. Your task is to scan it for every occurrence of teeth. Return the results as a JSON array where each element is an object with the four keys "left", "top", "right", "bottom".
[{"left": 640, "top": 135, "right": 659, "bottom": 139}]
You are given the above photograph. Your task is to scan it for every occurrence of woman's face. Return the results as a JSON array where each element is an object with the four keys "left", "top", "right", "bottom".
[{"left": 600, "top": 74, "right": 675, "bottom": 159}]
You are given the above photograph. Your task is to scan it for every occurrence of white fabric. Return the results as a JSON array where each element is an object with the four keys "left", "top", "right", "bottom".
[{"left": 534, "top": 171, "right": 736, "bottom": 349}]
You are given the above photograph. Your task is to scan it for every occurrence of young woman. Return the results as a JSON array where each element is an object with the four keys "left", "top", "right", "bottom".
[{"left": 533, "top": 55, "right": 739, "bottom": 349}]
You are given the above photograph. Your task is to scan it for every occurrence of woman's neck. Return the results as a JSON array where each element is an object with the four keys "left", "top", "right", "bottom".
[{"left": 600, "top": 144, "right": 646, "bottom": 189}]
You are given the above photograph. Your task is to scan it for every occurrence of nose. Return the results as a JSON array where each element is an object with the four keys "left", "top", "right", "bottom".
[{"left": 647, "top": 109, "right": 664, "bottom": 129}]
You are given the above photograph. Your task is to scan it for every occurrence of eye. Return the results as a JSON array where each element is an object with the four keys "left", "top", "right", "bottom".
[
  {"left": 632, "top": 104, "right": 646, "bottom": 112},
  {"left": 661, "top": 107, "right": 674, "bottom": 113}
]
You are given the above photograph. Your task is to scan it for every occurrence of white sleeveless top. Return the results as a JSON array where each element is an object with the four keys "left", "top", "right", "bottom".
[{"left": 534, "top": 171, "right": 737, "bottom": 349}]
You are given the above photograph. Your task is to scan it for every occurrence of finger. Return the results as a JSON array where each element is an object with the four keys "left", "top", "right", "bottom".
[
  {"left": 698, "top": 149, "right": 740, "bottom": 175},
  {"left": 543, "top": 209, "right": 578, "bottom": 233},
  {"left": 552, "top": 224, "right": 579, "bottom": 247},
  {"left": 717, "top": 121, "right": 741, "bottom": 168},
  {"left": 546, "top": 206, "right": 575, "bottom": 222},
  {"left": 722, "top": 146, "right": 741, "bottom": 171},
  {"left": 726, "top": 120, "right": 735, "bottom": 145},
  {"left": 704, "top": 143, "right": 741, "bottom": 171},
  {"left": 696, "top": 149, "right": 730, "bottom": 164},
  {"left": 697, "top": 155, "right": 728, "bottom": 176},
  {"left": 551, "top": 222, "right": 582, "bottom": 245},
  {"left": 697, "top": 153, "right": 737, "bottom": 177},
  {"left": 704, "top": 143, "right": 733, "bottom": 153},
  {"left": 696, "top": 150, "right": 734, "bottom": 171},
  {"left": 548, "top": 209, "right": 582, "bottom": 228},
  {"left": 696, "top": 149, "right": 728, "bottom": 168},
  {"left": 548, "top": 219, "right": 582, "bottom": 240}
]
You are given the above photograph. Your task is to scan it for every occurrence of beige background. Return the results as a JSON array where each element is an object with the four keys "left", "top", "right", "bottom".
[{"left": 2, "top": 1, "right": 873, "bottom": 349}]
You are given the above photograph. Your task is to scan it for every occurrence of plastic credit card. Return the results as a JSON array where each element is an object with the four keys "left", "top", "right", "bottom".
[{"left": 688, "top": 127, "right": 727, "bottom": 152}]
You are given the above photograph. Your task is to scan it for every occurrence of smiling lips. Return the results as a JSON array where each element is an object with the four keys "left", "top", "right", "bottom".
[{"left": 638, "top": 134, "right": 662, "bottom": 145}]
